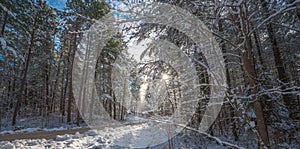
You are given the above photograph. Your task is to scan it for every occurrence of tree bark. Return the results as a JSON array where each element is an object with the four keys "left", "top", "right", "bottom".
[
  {"left": 218, "top": 17, "right": 239, "bottom": 141},
  {"left": 1, "top": 12, "right": 8, "bottom": 35},
  {"left": 253, "top": 31, "right": 264, "bottom": 67},
  {"left": 261, "top": 0, "right": 296, "bottom": 119},
  {"left": 12, "top": 21, "right": 36, "bottom": 126},
  {"left": 241, "top": 38, "right": 270, "bottom": 148}
]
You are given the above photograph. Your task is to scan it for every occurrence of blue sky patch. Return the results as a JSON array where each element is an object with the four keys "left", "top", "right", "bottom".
[{"left": 47, "top": 0, "right": 67, "bottom": 11}]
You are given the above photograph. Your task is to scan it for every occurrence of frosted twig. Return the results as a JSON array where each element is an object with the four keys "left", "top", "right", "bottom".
[{"left": 248, "top": 0, "right": 300, "bottom": 36}]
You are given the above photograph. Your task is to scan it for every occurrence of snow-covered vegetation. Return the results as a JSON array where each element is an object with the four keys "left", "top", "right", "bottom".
[{"left": 0, "top": 0, "right": 299, "bottom": 148}]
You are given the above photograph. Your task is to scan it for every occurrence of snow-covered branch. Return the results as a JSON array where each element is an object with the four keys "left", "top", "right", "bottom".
[{"left": 248, "top": 0, "right": 300, "bottom": 36}]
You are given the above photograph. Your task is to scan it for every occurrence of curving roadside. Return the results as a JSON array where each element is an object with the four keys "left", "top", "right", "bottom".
[
  {"left": 0, "top": 128, "right": 91, "bottom": 141},
  {"left": 0, "top": 122, "right": 146, "bottom": 142}
]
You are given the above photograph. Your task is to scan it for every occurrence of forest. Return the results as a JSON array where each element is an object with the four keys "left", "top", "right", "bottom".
[{"left": 0, "top": 0, "right": 299, "bottom": 148}]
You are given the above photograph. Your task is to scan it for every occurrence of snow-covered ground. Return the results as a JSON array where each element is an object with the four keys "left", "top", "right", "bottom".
[
  {"left": 1, "top": 114, "right": 298, "bottom": 148},
  {"left": 0, "top": 113, "right": 88, "bottom": 133},
  {"left": 2, "top": 115, "right": 281, "bottom": 148},
  {"left": 0, "top": 126, "right": 86, "bottom": 135},
  {"left": 0, "top": 125, "right": 229, "bottom": 149},
  {"left": 0, "top": 115, "right": 234, "bottom": 148},
  {"left": 0, "top": 130, "right": 111, "bottom": 149}
]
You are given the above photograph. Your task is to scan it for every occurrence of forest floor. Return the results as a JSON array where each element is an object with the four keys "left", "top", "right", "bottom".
[
  {"left": 0, "top": 115, "right": 241, "bottom": 148},
  {"left": 0, "top": 127, "right": 90, "bottom": 141},
  {"left": 0, "top": 120, "right": 217, "bottom": 149},
  {"left": 0, "top": 122, "right": 147, "bottom": 141}
]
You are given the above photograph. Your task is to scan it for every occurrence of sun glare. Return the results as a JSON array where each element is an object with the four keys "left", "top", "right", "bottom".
[{"left": 162, "top": 73, "right": 170, "bottom": 80}]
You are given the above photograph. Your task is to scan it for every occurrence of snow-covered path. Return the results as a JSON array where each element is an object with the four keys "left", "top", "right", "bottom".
[
  {"left": 0, "top": 122, "right": 166, "bottom": 149},
  {"left": 0, "top": 129, "right": 112, "bottom": 149},
  {"left": 0, "top": 117, "right": 237, "bottom": 148},
  {"left": 0, "top": 122, "right": 147, "bottom": 141},
  {"left": 0, "top": 127, "right": 91, "bottom": 141},
  {"left": 0, "top": 122, "right": 234, "bottom": 149}
]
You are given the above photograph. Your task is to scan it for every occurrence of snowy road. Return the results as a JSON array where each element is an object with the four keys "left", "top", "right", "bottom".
[{"left": 0, "top": 121, "right": 236, "bottom": 148}]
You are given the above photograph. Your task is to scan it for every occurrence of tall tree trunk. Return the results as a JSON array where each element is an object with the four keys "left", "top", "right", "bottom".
[
  {"left": 67, "top": 64, "right": 73, "bottom": 124},
  {"left": 229, "top": 2, "right": 270, "bottom": 146},
  {"left": 12, "top": 23, "right": 36, "bottom": 126},
  {"left": 45, "top": 63, "right": 50, "bottom": 115},
  {"left": 260, "top": 0, "right": 293, "bottom": 118},
  {"left": 61, "top": 60, "right": 68, "bottom": 117},
  {"left": 218, "top": 17, "right": 239, "bottom": 141},
  {"left": 253, "top": 31, "right": 264, "bottom": 67},
  {"left": 51, "top": 51, "right": 63, "bottom": 113},
  {"left": 1, "top": 12, "right": 8, "bottom": 35},
  {"left": 241, "top": 38, "right": 270, "bottom": 148},
  {"left": 88, "top": 73, "right": 96, "bottom": 122},
  {"left": 67, "top": 27, "right": 77, "bottom": 123},
  {"left": 77, "top": 35, "right": 91, "bottom": 125}
]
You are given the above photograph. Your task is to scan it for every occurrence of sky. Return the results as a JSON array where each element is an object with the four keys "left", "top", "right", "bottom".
[
  {"left": 46, "top": 0, "right": 126, "bottom": 11},
  {"left": 46, "top": 0, "right": 67, "bottom": 11},
  {"left": 46, "top": 0, "right": 130, "bottom": 19}
]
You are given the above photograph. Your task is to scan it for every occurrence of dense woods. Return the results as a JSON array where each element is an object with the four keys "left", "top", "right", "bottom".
[{"left": 0, "top": 0, "right": 299, "bottom": 148}]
